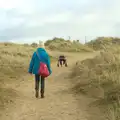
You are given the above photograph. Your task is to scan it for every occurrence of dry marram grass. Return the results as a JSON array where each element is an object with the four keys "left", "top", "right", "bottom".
[{"left": 70, "top": 47, "right": 120, "bottom": 120}]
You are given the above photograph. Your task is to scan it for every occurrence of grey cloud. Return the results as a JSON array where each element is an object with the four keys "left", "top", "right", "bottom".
[
  {"left": 0, "top": 22, "right": 76, "bottom": 41},
  {"left": 0, "top": 19, "right": 114, "bottom": 42},
  {"left": 0, "top": 0, "right": 120, "bottom": 42}
]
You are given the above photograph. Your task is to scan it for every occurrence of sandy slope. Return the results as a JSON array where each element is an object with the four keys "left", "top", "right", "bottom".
[{"left": 0, "top": 52, "right": 98, "bottom": 120}]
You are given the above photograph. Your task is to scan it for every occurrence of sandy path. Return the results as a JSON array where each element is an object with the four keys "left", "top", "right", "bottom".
[{"left": 0, "top": 52, "right": 98, "bottom": 120}]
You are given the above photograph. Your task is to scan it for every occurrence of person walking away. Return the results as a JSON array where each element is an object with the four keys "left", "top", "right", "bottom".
[{"left": 28, "top": 44, "right": 52, "bottom": 98}]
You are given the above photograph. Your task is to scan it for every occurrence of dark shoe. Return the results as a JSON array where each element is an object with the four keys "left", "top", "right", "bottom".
[
  {"left": 35, "top": 90, "right": 39, "bottom": 98},
  {"left": 41, "top": 93, "right": 44, "bottom": 98},
  {"left": 40, "top": 90, "right": 44, "bottom": 98}
]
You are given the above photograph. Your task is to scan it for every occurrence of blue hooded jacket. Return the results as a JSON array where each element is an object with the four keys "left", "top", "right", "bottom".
[{"left": 28, "top": 48, "right": 52, "bottom": 75}]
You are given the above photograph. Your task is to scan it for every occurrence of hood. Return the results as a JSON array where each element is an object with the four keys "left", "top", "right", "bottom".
[
  {"left": 36, "top": 48, "right": 48, "bottom": 57},
  {"left": 37, "top": 48, "right": 46, "bottom": 52}
]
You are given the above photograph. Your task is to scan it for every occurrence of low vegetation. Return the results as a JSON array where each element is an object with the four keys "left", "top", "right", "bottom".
[
  {"left": 44, "top": 37, "right": 93, "bottom": 52},
  {"left": 0, "top": 43, "right": 32, "bottom": 110},
  {"left": 86, "top": 37, "right": 120, "bottom": 50},
  {"left": 69, "top": 46, "right": 120, "bottom": 120}
]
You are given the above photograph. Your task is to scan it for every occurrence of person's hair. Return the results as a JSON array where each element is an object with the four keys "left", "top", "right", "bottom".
[{"left": 38, "top": 42, "right": 45, "bottom": 49}]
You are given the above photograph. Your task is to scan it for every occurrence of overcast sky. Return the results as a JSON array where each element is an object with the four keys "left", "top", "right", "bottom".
[{"left": 0, "top": 0, "right": 119, "bottom": 44}]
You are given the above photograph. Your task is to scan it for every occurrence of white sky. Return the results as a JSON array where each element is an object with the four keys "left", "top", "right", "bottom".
[{"left": 0, "top": 0, "right": 120, "bottom": 43}]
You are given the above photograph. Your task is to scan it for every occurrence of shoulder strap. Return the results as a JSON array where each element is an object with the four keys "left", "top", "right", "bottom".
[
  {"left": 36, "top": 50, "right": 47, "bottom": 62},
  {"left": 36, "top": 50, "right": 41, "bottom": 60}
]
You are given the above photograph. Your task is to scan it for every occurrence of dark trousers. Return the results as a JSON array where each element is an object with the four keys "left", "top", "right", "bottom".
[
  {"left": 59, "top": 59, "right": 66, "bottom": 66},
  {"left": 35, "top": 74, "right": 45, "bottom": 92}
]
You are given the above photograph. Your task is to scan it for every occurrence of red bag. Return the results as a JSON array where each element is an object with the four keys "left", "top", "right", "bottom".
[
  {"left": 36, "top": 51, "right": 50, "bottom": 77},
  {"left": 38, "top": 62, "right": 49, "bottom": 77}
]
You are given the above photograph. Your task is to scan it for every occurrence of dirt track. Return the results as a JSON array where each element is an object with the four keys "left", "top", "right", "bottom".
[{"left": 0, "top": 52, "right": 98, "bottom": 120}]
